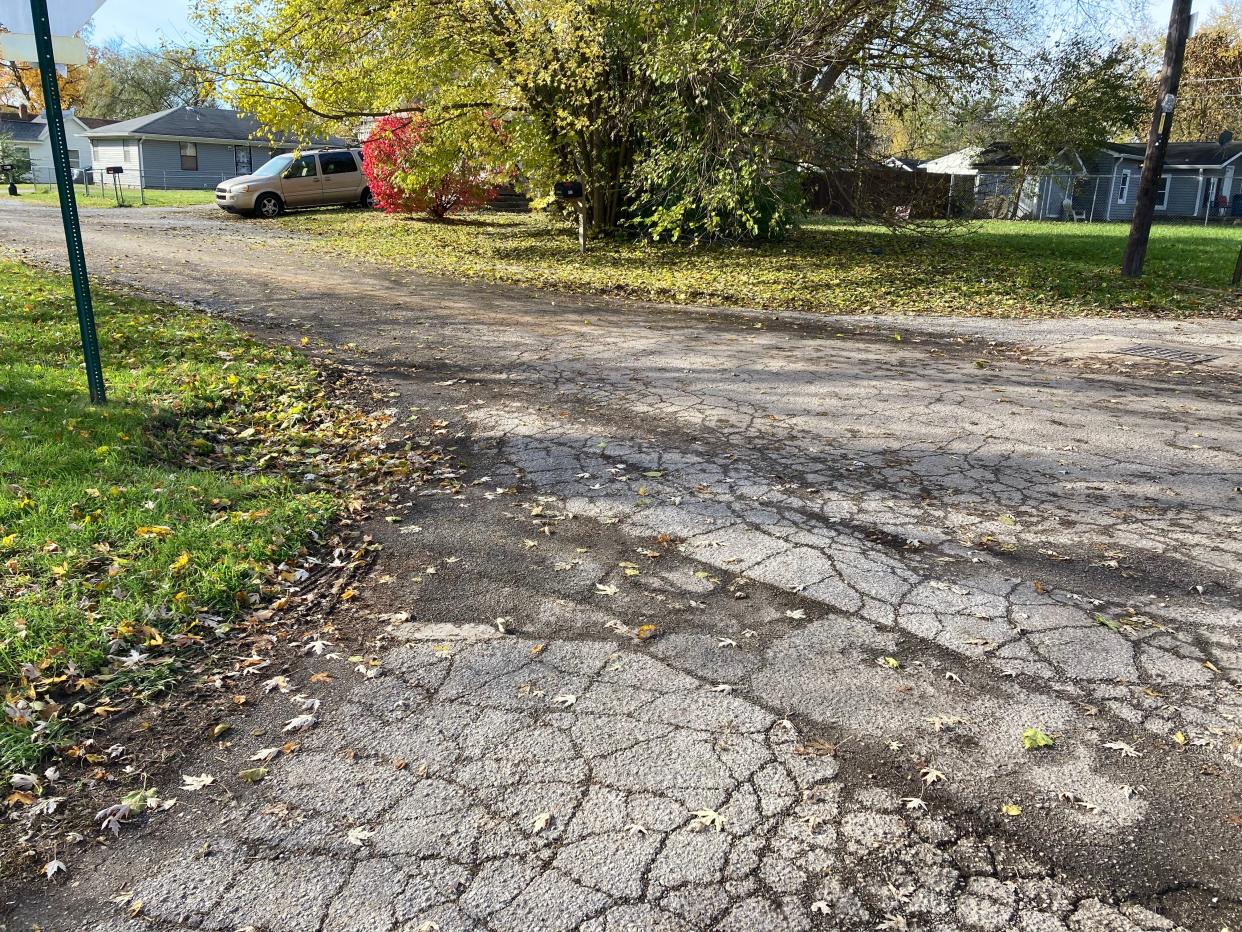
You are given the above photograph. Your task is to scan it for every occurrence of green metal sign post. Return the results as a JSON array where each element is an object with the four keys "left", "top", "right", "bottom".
[{"left": 29, "top": 0, "right": 106, "bottom": 403}]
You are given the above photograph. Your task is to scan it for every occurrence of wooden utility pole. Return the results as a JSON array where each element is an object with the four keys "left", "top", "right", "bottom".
[{"left": 1122, "top": 0, "right": 1193, "bottom": 278}]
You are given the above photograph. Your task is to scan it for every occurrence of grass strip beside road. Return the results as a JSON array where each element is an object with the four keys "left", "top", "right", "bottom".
[
  {"left": 0, "top": 261, "right": 364, "bottom": 776},
  {"left": 4, "top": 185, "right": 216, "bottom": 209},
  {"left": 285, "top": 211, "right": 1241, "bottom": 318}
]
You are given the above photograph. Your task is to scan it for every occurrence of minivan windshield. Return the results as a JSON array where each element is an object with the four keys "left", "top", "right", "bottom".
[{"left": 252, "top": 155, "right": 294, "bottom": 178}]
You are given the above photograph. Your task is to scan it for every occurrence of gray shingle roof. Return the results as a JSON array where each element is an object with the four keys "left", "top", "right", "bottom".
[
  {"left": 0, "top": 118, "right": 45, "bottom": 143},
  {"left": 973, "top": 140, "right": 1242, "bottom": 170},
  {"left": 972, "top": 143, "right": 1021, "bottom": 169},
  {"left": 1104, "top": 141, "right": 1242, "bottom": 166},
  {"left": 82, "top": 106, "right": 314, "bottom": 145}
]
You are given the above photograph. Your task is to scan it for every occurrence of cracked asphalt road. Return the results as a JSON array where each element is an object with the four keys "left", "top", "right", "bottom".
[{"left": 1, "top": 204, "right": 1240, "bottom": 932}]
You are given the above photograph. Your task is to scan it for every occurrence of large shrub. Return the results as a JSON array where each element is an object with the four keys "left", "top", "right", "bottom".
[{"left": 361, "top": 115, "right": 506, "bottom": 219}]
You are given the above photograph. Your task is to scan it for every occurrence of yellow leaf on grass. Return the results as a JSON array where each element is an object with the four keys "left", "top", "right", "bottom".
[
  {"left": 170, "top": 552, "right": 191, "bottom": 574},
  {"left": 135, "top": 526, "right": 173, "bottom": 539}
]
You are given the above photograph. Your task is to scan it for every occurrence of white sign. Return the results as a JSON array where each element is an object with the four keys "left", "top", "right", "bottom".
[
  {"left": 0, "top": 33, "right": 88, "bottom": 64},
  {"left": 0, "top": 0, "right": 107, "bottom": 35}
]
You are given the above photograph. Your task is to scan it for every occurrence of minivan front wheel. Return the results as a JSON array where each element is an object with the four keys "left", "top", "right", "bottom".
[{"left": 253, "top": 193, "right": 283, "bottom": 219}]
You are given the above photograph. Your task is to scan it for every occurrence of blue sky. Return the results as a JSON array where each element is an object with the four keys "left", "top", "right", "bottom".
[
  {"left": 88, "top": 0, "right": 198, "bottom": 47},
  {"left": 83, "top": 0, "right": 1219, "bottom": 48}
]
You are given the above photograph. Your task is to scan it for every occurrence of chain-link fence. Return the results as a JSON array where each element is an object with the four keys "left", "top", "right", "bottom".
[
  {"left": 11, "top": 165, "right": 237, "bottom": 196},
  {"left": 809, "top": 168, "right": 1240, "bottom": 223}
]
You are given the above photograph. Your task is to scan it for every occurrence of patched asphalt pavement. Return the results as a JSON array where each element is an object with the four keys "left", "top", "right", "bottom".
[{"left": 1, "top": 204, "right": 1240, "bottom": 932}]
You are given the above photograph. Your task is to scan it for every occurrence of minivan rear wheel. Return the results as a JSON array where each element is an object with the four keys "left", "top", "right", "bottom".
[
  {"left": 360, "top": 187, "right": 374, "bottom": 209},
  {"left": 253, "top": 193, "right": 283, "bottom": 219}
]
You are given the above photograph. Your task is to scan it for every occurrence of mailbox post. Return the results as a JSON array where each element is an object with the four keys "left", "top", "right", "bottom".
[
  {"left": 554, "top": 180, "right": 586, "bottom": 254},
  {"left": 106, "top": 165, "right": 125, "bottom": 206}
]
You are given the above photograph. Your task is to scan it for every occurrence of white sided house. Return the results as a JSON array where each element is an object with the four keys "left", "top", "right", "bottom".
[
  {"left": 82, "top": 106, "right": 328, "bottom": 189},
  {"left": 0, "top": 105, "right": 112, "bottom": 181}
]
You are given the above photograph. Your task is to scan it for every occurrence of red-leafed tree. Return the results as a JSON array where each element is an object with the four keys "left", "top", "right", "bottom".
[{"left": 361, "top": 114, "right": 507, "bottom": 218}]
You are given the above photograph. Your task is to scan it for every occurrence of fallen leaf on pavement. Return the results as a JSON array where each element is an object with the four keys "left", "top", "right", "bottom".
[
  {"left": 690, "top": 808, "right": 724, "bottom": 832},
  {"left": 283, "top": 714, "right": 317, "bottom": 732},
  {"left": 1023, "top": 727, "right": 1055, "bottom": 751},
  {"left": 921, "top": 767, "right": 946, "bottom": 786}
]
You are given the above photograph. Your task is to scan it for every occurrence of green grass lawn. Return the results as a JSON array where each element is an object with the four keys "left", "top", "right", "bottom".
[
  {"left": 0, "top": 262, "right": 338, "bottom": 775},
  {"left": 4, "top": 184, "right": 216, "bottom": 208},
  {"left": 285, "top": 211, "right": 1241, "bottom": 318}
]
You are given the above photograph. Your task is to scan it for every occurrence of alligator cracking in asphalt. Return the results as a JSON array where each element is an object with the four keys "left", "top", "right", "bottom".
[{"left": 0, "top": 205, "right": 1238, "bottom": 932}]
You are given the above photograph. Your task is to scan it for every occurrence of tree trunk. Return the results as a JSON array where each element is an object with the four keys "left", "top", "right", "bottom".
[{"left": 1007, "top": 169, "right": 1028, "bottom": 220}]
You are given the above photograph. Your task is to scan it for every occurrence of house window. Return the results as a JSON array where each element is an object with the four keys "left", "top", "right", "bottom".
[
  {"left": 123, "top": 139, "right": 135, "bottom": 161},
  {"left": 1117, "top": 169, "right": 1131, "bottom": 204},
  {"left": 68, "top": 150, "right": 80, "bottom": 170},
  {"left": 180, "top": 142, "right": 198, "bottom": 172},
  {"left": 235, "top": 146, "right": 252, "bottom": 174},
  {"left": 1155, "top": 175, "right": 1170, "bottom": 209}
]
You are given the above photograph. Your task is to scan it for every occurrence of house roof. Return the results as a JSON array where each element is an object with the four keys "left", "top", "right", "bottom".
[
  {"left": 971, "top": 142, "right": 1087, "bottom": 173},
  {"left": 919, "top": 147, "right": 982, "bottom": 174},
  {"left": 972, "top": 143, "right": 1021, "bottom": 169},
  {"left": 884, "top": 156, "right": 923, "bottom": 171},
  {"left": 77, "top": 116, "right": 117, "bottom": 129},
  {"left": 1103, "top": 141, "right": 1242, "bottom": 167},
  {"left": 83, "top": 106, "right": 308, "bottom": 145},
  {"left": 0, "top": 118, "right": 44, "bottom": 142}
]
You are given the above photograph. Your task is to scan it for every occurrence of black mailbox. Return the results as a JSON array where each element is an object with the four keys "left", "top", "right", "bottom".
[
  {"left": 0, "top": 164, "right": 12, "bottom": 172},
  {"left": 106, "top": 166, "right": 124, "bottom": 175},
  {"left": 554, "top": 180, "right": 583, "bottom": 199}
]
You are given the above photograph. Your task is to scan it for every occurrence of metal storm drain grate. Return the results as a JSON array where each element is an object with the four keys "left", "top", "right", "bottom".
[{"left": 1121, "top": 344, "right": 1222, "bottom": 365}]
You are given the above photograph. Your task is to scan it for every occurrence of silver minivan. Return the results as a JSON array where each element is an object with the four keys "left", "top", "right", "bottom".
[{"left": 216, "top": 148, "right": 373, "bottom": 218}]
